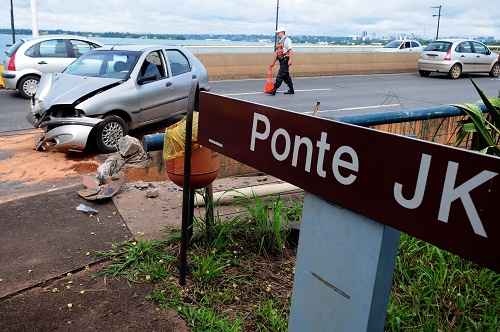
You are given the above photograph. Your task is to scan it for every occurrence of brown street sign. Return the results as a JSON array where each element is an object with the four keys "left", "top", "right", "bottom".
[{"left": 198, "top": 92, "right": 500, "bottom": 272}]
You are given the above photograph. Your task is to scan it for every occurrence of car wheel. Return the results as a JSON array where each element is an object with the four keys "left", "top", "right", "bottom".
[
  {"left": 449, "top": 64, "right": 462, "bottom": 79},
  {"left": 18, "top": 75, "right": 40, "bottom": 99},
  {"left": 419, "top": 70, "right": 431, "bottom": 77},
  {"left": 490, "top": 62, "right": 500, "bottom": 78},
  {"left": 95, "top": 115, "right": 128, "bottom": 153}
]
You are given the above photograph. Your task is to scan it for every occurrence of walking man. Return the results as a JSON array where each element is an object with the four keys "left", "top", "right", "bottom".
[{"left": 269, "top": 27, "right": 294, "bottom": 95}]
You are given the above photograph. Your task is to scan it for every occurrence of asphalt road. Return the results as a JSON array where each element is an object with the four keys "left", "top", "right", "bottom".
[{"left": 1, "top": 72, "right": 499, "bottom": 133}]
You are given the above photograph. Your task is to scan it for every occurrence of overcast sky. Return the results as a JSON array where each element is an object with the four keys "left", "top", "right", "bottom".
[{"left": 1, "top": 0, "right": 499, "bottom": 38}]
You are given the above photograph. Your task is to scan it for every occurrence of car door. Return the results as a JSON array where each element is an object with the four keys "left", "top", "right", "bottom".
[
  {"left": 24, "top": 39, "right": 74, "bottom": 73},
  {"left": 136, "top": 50, "right": 176, "bottom": 123},
  {"left": 455, "top": 42, "right": 475, "bottom": 72},
  {"left": 472, "top": 42, "right": 494, "bottom": 73},
  {"left": 164, "top": 49, "right": 194, "bottom": 114}
]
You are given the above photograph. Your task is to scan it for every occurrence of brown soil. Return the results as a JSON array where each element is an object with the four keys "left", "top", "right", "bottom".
[
  {"left": 0, "top": 263, "right": 189, "bottom": 332},
  {"left": 0, "top": 133, "right": 99, "bottom": 184}
]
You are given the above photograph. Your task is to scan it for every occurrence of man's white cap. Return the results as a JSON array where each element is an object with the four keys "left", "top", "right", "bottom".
[{"left": 276, "top": 26, "right": 286, "bottom": 33}]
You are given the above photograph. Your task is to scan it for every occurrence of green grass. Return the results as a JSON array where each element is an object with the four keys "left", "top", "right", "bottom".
[
  {"left": 95, "top": 239, "right": 175, "bottom": 282},
  {"left": 386, "top": 234, "right": 499, "bottom": 331},
  {"left": 255, "top": 299, "right": 288, "bottom": 332},
  {"left": 97, "top": 196, "right": 498, "bottom": 331}
]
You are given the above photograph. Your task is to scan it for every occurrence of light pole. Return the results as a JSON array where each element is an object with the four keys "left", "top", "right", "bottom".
[
  {"left": 31, "top": 0, "right": 39, "bottom": 38},
  {"left": 274, "top": 0, "right": 280, "bottom": 50},
  {"left": 431, "top": 5, "right": 442, "bottom": 40},
  {"left": 10, "top": 0, "right": 15, "bottom": 44}
]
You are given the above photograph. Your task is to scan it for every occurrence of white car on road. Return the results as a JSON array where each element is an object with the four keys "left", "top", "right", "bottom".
[
  {"left": 382, "top": 40, "right": 423, "bottom": 52},
  {"left": 2, "top": 35, "right": 102, "bottom": 98},
  {"left": 417, "top": 39, "right": 500, "bottom": 79}
]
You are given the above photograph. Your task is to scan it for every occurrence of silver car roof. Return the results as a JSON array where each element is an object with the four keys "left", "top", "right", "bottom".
[
  {"left": 96, "top": 45, "right": 187, "bottom": 52},
  {"left": 19, "top": 35, "right": 102, "bottom": 45}
]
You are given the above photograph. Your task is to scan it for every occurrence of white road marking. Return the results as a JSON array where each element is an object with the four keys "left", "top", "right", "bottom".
[
  {"left": 208, "top": 139, "right": 224, "bottom": 148},
  {"left": 210, "top": 72, "right": 413, "bottom": 83},
  {"left": 224, "top": 88, "right": 331, "bottom": 96},
  {"left": 308, "top": 103, "right": 401, "bottom": 114}
]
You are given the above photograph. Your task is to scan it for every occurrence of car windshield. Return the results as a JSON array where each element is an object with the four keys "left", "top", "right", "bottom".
[
  {"left": 424, "top": 41, "right": 452, "bottom": 52},
  {"left": 384, "top": 41, "right": 402, "bottom": 48},
  {"left": 64, "top": 50, "right": 141, "bottom": 79},
  {"left": 5, "top": 39, "right": 25, "bottom": 56}
]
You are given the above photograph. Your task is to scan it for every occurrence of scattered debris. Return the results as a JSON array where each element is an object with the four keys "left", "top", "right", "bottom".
[
  {"left": 145, "top": 188, "right": 160, "bottom": 198},
  {"left": 76, "top": 204, "right": 98, "bottom": 215},
  {"left": 67, "top": 303, "right": 73, "bottom": 309},
  {"left": 134, "top": 181, "right": 152, "bottom": 190},
  {"left": 79, "top": 136, "right": 149, "bottom": 201}
]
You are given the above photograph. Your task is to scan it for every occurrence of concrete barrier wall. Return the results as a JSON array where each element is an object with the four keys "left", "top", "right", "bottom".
[{"left": 197, "top": 52, "right": 420, "bottom": 80}]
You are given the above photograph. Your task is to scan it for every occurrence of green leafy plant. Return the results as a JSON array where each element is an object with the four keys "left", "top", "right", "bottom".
[
  {"left": 96, "top": 239, "right": 175, "bottom": 282},
  {"left": 246, "top": 195, "right": 290, "bottom": 255},
  {"left": 192, "top": 252, "right": 230, "bottom": 283},
  {"left": 454, "top": 80, "right": 500, "bottom": 155},
  {"left": 255, "top": 299, "right": 288, "bottom": 332}
]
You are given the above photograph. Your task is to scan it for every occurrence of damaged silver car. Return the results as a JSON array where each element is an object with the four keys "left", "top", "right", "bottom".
[{"left": 28, "top": 45, "right": 209, "bottom": 152}]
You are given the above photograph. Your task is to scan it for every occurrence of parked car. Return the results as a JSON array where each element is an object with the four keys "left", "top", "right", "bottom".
[
  {"left": 417, "top": 39, "right": 500, "bottom": 79},
  {"left": 2, "top": 35, "right": 102, "bottom": 98},
  {"left": 382, "top": 40, "right": 423, "bottom": 52},
  {"left": 29, "top": 45, "right": 209, "bottom": 153}
]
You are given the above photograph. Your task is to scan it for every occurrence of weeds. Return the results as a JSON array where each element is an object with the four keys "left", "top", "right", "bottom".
[
  {"left": 386, "top": 234, "right": 500, "bottom": 331},
  {"left": 255, "top": 299, "right": 288, "bottom": 332},
  {"left": 96, "top": 239, "right": 175, "bottom": 282},
  {"left": 192, "top": 253, "right": 231, "bottom": 283}
]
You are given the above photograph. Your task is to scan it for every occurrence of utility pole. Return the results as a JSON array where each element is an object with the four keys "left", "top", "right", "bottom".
[
  {"left": 274, "top": 0, "right": 280, "bottom": 50},
  {"left": 31, "top": 0, "right": 39, "bottom": 38},
  {"left": 431, "top": 5, "right": 442, "bottom": 40},
  {"left": 10, "top": 0, "right": 15, "bottom": 44}
]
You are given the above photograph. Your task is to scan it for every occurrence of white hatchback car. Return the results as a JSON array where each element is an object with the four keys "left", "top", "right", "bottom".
[
  {"left": 382, "top": 40, "right": 423, "bottom": 52},
  {"left": 2, "top": 35, "right": 102, "bottom": 98},
  {"left": 417, "top": 39, "right": 500, "bottom": 79}
]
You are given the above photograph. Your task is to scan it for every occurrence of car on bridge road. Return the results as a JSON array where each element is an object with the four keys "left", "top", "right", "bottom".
[
  {"left": 29, "top": 45, "right": 209, "bottom": 153},
  {"left": 2, "top": 35, "right": 102, "bottom": 98},
  {"left": 417, "top": 39, "right": 500, "bottom": 79}
]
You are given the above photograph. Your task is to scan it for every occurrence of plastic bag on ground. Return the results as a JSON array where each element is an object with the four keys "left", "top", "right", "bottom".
[{"left": 163, "top": 112, "right": 200, "bottom": 161}]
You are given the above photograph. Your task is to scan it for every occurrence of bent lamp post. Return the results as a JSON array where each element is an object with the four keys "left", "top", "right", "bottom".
[{"left": 195, "top": 92, "right": 499, "bottom": 332}]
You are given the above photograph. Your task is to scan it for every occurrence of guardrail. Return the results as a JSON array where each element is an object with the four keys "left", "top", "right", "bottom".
[{"left": 143, "top": 103, "right": 484, "bottom": 152}]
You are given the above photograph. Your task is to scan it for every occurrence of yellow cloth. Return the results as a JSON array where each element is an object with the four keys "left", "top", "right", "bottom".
[{"left": 163, "top": 112, "right": 200, "bottom": 161}]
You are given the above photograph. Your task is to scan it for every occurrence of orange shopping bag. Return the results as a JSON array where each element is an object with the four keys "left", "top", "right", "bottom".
[{"left": 264, "top": 68, "right": 274, "bottom": 93}]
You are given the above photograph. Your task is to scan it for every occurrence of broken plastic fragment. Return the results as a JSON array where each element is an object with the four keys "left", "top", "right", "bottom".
[{"left": 76, "top": 204, "right": 98, "bottom": 214}]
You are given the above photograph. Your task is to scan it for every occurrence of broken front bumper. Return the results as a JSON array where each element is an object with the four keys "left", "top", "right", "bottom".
[{"left": 28, "top": 114, "right": 103, "bottom": 152}]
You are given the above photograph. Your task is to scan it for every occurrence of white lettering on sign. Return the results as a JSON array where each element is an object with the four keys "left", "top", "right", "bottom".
[
  {"left": 250, "top": 113, "right": 270, "bottom": 151},
  {"left": 271, "top": 129, "right": 291, "bottom": 161},
  {"left": 332, "top": 146, "right": 359, "bottom": 186},
  {"left": 394, "top": 154, "right": 432, "bottom": 209},
  {"left": 249, "top": 113, "right": 358, "bottom": 186},
  {"left": 316, "top": 132, "right": 331, "bottom": 178},
  {"left": 292, "top": 136, "right": 314, "bottom": 173},
  {"left": 438, "top": 161, "right": 497, "bottom": 238},
  {"left": 394, "top": 154, "right": 497, "bottom": 238}
]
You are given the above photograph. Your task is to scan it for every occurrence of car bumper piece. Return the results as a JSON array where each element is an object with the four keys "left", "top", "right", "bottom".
[{"left": 33, "top": 116, "right": 103, "bottom": 152}]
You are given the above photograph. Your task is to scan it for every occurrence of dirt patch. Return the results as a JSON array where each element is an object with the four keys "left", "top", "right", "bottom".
[
  {"left": 0, "top": 263, "right": 189, "bottom": 332},
  {"left": 0, "top": 132, "right": 99, "bottom": 184}
]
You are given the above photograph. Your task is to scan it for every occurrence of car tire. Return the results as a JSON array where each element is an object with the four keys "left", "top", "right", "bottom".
[
  {"left": 449, "top": 64, "right": 462, "bottom": 80},
  {"left": 419, "top": 70, "right": 431, "bottom": 77},
  {"left": 490, "top": 62, "right": 500, "bottom": 78},
  {"left": 18, "top": 75, "right": 40, "bottom": 99},
  {"left": 94, "top": 115, "right": 128, "bottom": 153}
]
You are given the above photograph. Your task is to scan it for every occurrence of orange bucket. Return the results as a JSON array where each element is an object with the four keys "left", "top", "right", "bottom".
[{"left": 166, "top": 146, "right": 220, "bottom": 189}]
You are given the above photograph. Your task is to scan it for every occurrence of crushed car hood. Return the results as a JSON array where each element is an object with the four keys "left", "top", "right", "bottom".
[{"left": 36, "top": 73, "right": 123, "bottom": 109}]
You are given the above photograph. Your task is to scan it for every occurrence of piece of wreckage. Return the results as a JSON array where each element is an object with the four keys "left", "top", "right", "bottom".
[{"left": 78, "top": 135, "right": 149, "bottom": 201}]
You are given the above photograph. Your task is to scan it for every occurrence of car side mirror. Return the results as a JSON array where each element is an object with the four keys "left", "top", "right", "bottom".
[{"left": 137, "top": 75, "right": 157, "bottom": 85}]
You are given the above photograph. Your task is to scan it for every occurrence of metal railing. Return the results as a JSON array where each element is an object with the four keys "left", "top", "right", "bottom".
[{"left": 144, "top": 104, "right": 486, "bottom": 152}]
